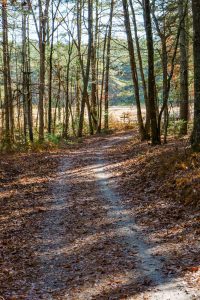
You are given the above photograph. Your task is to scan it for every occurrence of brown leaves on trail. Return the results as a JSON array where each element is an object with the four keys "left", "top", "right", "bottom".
[
  {"left": 0, "top": 151, "right": 61, "bottom": 297},
  {"left": 186, "top": 266, "right": 200, "bottom": 273},
  {"left": 104, "top": 133, "right": 200, "bottom": 292},
  {"left": 0, "top": 142, "right": 139, "bottom": 299},
  {"left": 0, "top": 132, "right": 200, "bottom": 298}
]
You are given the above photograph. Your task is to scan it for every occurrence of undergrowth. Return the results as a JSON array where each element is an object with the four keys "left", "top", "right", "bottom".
[{"left": 153, "top": 147, "right": 200, "bottom": 208}]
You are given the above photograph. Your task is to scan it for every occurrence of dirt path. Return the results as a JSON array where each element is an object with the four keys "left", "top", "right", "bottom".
[
  {"left": 1, "top": 132, "right": 199, "bottom": 299},
  {"left": 93, "top": 134, "right": 199, "bottom": 300}
]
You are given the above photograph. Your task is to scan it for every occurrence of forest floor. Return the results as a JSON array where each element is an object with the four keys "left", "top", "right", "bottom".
[{"left": 0, "top": 130, "right": 200, "bottom": 300}]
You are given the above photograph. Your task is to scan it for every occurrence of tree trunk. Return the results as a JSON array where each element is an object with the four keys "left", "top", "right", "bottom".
[
  {"left": 78, "top": 0, "right": 93, "bottom": 137},
  {"left": 143, "top": 0, "right": 160, "bottom": 144},
  {"left": 48, "top": 22, "right": 54, "bottom": 134},
  {"left": 157, "top": 37, "right": 168, "bottom": 140},
  {"left": 191, "top": 0, "right": 200, "bottom": 149},
  {"left": 129, "top": 0, "right": 150, "bottom": 135},
  {"left": 104, "top": 0, "right": 114, "bottom": 131},
  {"left": 97, "top": 28, "right": 107, "bottom": 133},
  {"left": 122, "top": 0, "right": 147, "bottom": 140},
  {"left": 38, "top": 0, "right": 50, "bottom": 141},
  {"left": 63, "top": 41, "right": 73, "bottom": 138},
  {"left": 2, "top": 0, "right": 11, "bottom": 145},
  {"left": 91, "top": 0, "right": 98, "bottom": 131},
  {"left": 22, "top": 10, "right": 28, "bottom": 142},
  {"left": 179, "top": 0, "right": 189, "bottom": 135},
  {"left": 48, "top": 0, "right": 61, "bottom": 134}
]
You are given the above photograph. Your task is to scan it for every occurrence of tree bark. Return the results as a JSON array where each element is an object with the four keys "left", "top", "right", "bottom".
[
  {"left": 179, "top": 0, "right": 189, "bottom": 135},
  {"left": 129, "top": 0, "right": 150, "bottom": 135},
  {"left": 2, "top": 0, "right": 12, "bottom": 145},
  {"left": 38, "top": 0, "right": 50, "bottom": 141},
  {"left": 123, "top": 0, "right": 147, "bottom": 140},
  {"left": 191, "top": 0, "right": 200, "bottom": 149},
  {"left": 78, "top": 0, "right": 93, "bottom": 137},
  {"left": 143, "top": 0, "right": 160, "bottom": 144},
  {"left": 104, "top": 0, "right": 114, "bottom": 131},
  {"left": 91, "top": 0, "right": 98, "bottom": 131}
]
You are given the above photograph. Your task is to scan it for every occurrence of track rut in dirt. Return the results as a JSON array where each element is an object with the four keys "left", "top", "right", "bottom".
[{"left": 1, "top": 132, "right": 199, "bottom": 299}]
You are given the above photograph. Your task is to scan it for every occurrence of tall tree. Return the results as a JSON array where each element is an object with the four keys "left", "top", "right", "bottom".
[
  {"left": 152, "top": 1, "right": 182, "bottom": 143},
  {"left": 2, "top": 0, "right": 13, "bottom": 145},
  {"left": 122, "top": 0, "right": 147, "bottom": 140},
  {"left": 78, "top": 0, "right": 93, "bottom": 137},
  {"left": 143, "top": 0, "right": 160, "bottom": 144},
  {"left": 91, "top": 0, "right": 98, "bottom": 131},
  {"left": 129, "top": 0, "right": 150, "bottom": 135},
  {"left": 179, "top": 0, "right": 189, "bottom": 135},
  {"left": 191, "top": 0, "right": 200, "bottom": 149},
  {"left": 38, "top": 0, "right": 50, "bottom": 141},
  {"left": 104, "top": 0, "right": 114, "bottom": 130},
  {"left": 28, "top": 0, "right": 50, "bottom": 141},
  {"left": 21, "top": 4, "right": 33, "bottom": 142}
]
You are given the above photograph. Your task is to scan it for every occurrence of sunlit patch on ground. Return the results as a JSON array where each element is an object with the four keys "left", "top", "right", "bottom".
[{"left": 0, "top": 131, "right": 199, "bottom": 299}]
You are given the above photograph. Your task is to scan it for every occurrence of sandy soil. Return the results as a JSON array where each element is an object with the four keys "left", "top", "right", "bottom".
[{"left": 0, "top": 131, "right": 199, "bottom": 299}]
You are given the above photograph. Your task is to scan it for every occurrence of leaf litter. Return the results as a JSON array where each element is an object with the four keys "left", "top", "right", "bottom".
[{"left": 0, "top": 132, "right": 199, "bottom": 299}]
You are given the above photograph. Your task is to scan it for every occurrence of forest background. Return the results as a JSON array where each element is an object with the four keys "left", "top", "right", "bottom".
[{"left": 0, "top": 0, "right": 199, "bottom": 150}]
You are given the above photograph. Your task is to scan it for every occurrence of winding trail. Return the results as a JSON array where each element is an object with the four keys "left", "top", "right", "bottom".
[
  {"left": 1, "top": 132, "right": 199, "bottom": 299},
  {"left": 29, "top": 133, "right": 199, "bottom": 299},
  {"left": 93, "top": 134, "right": 198, "bottom": 300}
]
